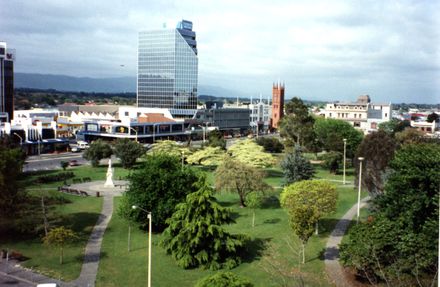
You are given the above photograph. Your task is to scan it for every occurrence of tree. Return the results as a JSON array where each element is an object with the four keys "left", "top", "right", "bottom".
[
  {"left": 161, "top": 181, "right": 248, "bottom": 270},
  {"left": 113, "top": 138, "right": 145, "bottom": 169},
  {"left": 355, "top": 130, "right": 396, "bottom": 195},
  {"left": 149, "top": 140, "right": 191, "bottom": 158},
  {"left": 0, "top": 142, "right": 26, "bottom": 225},
  {"left": 245, "top": 191, "right": 264, "bottom": 227},
  {"left": 227, "top": 139, "right": 275, "bottom": 168},
  {"left": 261, "top": 238, "right": 307, "bottom": 286},
  {"left": 314, "top": 118, "right": 363, "bottom": 158},
  {"left": 60, "top": 160, "right": 69, "bottom": 171},
  {"left": 255, "top": 137, "right": 284, "bottom": 153},
  {"left": 186, "top": 146, "right": 226, "bottom": 166},
  {"left": 82, "top": 139, "right": 113, "bottom": 167},
  {"left": 279, "top": 97, "right": 315, "bottom": 147},
  {"left": 320, "top": 151, "right": 342, "bottom": 174},
  {"left": 281, "top": 180, "right": 337, "bottom": 262},
  {"left": 395, "top": 127, "right": 425, "bottom": 145},
  {"left": 378, "top": 118, "right": 410, "bottom": 135},
  {"left": 43, "top": 226, "right": 77, "bottom": 264},
  {"left": 215, "top": 157, "right": 272, "bottom": 207},
  {"left": 426, "top": 112, "right": 439, "bottom": 123},
  {"left": 195, "top": 272, "right": 253, "bottom": 287},
  {"left": 123, "top": 153, "right": 201, "bottom": 231},
  {"left": 280, "top": 145, "right": 315, "bottom": 184},
  {"left": 207, "top": 129, "right": 227, "bottom": 149},
  {"left": 340, "top": 143, "right": 439, "bottom": 285},
  {"left": 117, "top": 195, "right": 136, "bottom": 252}
]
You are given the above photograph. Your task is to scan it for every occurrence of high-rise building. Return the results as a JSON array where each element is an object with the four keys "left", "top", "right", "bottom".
[
  {"left": 271, "top": 82, "right": 284, "bottom": 129},
  {"left": 0, "top": 41, "right": 15, "bottom": 122},
  {"left": 137, "top": 20, "right": 198, "bottom": 118}
]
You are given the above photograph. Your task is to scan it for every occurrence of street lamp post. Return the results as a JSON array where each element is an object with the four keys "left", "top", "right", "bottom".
[
  {"left": 197, "top": 125, "right": 206, "bottom": 143},
  {"left": 152, "top": 123, "right": 159, "bottom": 143},
  {"left": 357, "top": 157, "right": 364, "bottom": 223},
  {"left": 132, "top": 205, "right": 152, "bottom": 287},
  {"left": 256, "top": 122, "right": 259, "bottom": 138},
  {"left": 343, "top": 138, "right": 347, "bottom": 185},
  {"left": 38, "top": 134, "right": 42, "bottom": 156},
  {"left": 13, "top": 132, "right": 23, "bottom": 145},
  {"left": 128, "top": 127, "right": 138, "bottom": 142}
]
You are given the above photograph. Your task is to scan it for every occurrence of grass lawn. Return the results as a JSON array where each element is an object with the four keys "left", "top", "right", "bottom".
[
  {"left": 96, "top": 166, "right": 367, "bottom": 287},
  {"left": 2, "top": 160, "right": 365, "bottom": 285},
  {"left": 0, "top": 192, "right": 103, "bottom": 281}
]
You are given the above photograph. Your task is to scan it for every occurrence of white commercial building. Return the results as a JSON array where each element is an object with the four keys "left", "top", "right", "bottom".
[
  {"left": 321, "top": 95, "right": 391, "bottom": 134},
  {"left": 249, "top": 99, "right": 271, "bottom": 134}
]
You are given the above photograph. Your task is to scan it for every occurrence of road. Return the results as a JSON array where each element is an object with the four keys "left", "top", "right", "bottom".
[
  {"left": 0, "top": 273, "right": 33, "bottom": 287},
  {"left": 23, "top": 152, "right": 88, "bottom": 172}
]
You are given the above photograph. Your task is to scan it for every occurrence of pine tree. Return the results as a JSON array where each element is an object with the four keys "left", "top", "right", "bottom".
[
  {"left": 281, "top": 145, "right": 315, "bottom": 184},
  {"left": 161, "top": 180, "right": 248, "bottom": 270}
]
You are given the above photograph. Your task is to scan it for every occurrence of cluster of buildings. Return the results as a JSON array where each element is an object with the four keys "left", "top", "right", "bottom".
[
  {"left": 319, "top": 95, "right": 392, "bottom": 133},
  {"left": 1, "top": 20, "right": 438, "bottom": 155}
]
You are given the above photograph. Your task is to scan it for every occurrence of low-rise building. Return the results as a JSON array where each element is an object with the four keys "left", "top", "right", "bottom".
[
  {"left": 194, "top": 107, "right": 250, "bottom": 134},
  {"left": 321, "top": 95, "right": 391, "bottom": 134}
]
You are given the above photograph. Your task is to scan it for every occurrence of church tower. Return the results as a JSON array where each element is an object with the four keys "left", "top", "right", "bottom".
[{"left": 271, "top": 82, "right": 284, "bottom": 129}]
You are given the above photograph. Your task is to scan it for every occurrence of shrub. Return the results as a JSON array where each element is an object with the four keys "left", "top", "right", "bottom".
[
  {"left": 255, "top": 137, "right": 284, "bottom": 153},
  {"left": 36, "top": 172, "right": 75, "bottom": 184},
  {"left": 195, "top": 272, "right": 253, "bottom": 287}
]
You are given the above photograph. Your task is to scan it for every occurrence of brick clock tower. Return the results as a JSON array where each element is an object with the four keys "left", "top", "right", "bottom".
[{"left": 271, "top": 82, "right": 285, "bottom": 130}]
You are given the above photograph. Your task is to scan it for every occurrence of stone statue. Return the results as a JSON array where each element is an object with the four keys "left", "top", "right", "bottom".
[{"left": 104, "top": 158, "right": 115, "bottom": 187}]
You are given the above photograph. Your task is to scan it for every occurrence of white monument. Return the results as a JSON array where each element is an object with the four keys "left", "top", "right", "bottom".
[{"left": 104, "top": 159, "right": 115, "bottom": 187}]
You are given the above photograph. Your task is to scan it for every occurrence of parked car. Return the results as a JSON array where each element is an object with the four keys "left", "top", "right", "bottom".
[
  {"left": 77, "top": 141, "right": 89, "bottom": 149},
  {"left": 69, "top": 160, "right": 79, "bottom": 166},
  {"left": 71, "top": 146, "right": 80, "bottom": 153}
]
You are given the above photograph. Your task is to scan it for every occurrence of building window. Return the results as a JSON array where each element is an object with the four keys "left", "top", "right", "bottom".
[
  {"left": 354, "top": 114, "right": 357, "bottom": 118},
  {"left": 371, "top": 122, "right": 377, "bottom": 129},
  {"left": 125, "top": 112, "right": 129, "bottom": 116},
  {"left": 354, "top": 122, "right": 361, "bottom": 127},
  {"left": 385, "top": 113, "right": 388, "bottom": 117},
  {"left": 329, "top": 113, "right": 332, "bottom": 117}
]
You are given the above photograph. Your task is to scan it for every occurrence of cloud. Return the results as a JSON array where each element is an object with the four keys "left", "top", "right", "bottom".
[{"left": 0, "top": 0, "right": 438, "bottom": 103}]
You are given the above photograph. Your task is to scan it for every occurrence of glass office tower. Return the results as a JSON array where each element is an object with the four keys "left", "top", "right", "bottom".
[{"left": 137, "top": 20, "right": 198, "bottom": 118}]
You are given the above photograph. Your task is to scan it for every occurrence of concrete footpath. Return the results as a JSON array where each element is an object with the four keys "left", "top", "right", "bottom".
[
  {"left": 324, "top": 196, "right": 370, "bottom": 287},
  {"left": 72, "top": 195, "right": 114, "bottom": 287}
]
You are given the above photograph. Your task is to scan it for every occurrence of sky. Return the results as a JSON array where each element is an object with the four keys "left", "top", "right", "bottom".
[{"left": 1, "top": 0, "right": 439, "bottom": 103}]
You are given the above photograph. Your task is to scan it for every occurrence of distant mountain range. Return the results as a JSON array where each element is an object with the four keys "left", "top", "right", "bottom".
[{"left": 14, "top": 73, "right": 247, "bottom": 99}]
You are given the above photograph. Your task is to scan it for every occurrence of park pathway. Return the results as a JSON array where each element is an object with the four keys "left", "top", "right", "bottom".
[
  {"left": 72, "top": 194, "right": 114, "bottom": 287},
  {"left": 324, "top": 196, "right": 370, "bottom": 287}
]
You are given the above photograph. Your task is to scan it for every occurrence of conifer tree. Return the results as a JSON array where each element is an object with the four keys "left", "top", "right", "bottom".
[
  {"left": 161, "top": 180, "right": 248, "bottom": 270},
  {"left": 281, "top": 145, "right": 315, "bottom": 184}
]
